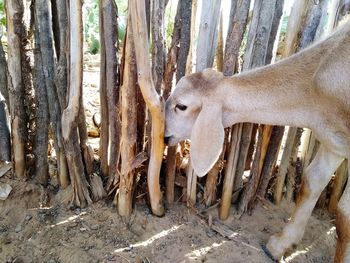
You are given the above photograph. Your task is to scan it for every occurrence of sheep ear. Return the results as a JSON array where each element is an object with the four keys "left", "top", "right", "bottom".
[{"left": 190, "top": 104, "right": 224, "bottom": 177}]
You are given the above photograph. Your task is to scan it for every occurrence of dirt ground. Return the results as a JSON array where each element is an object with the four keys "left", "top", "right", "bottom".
[{"left": 0, "top": 171, "right": 337, "bottom": 263}]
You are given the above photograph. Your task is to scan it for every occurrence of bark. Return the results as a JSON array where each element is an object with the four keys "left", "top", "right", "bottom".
[
  {"left": 0, "top": 38, "right": 9, "bottom": 105},
  {"left": 35, "top": 0, "right": 65, "bottom": 185},
  {"left": 274, "top": 127, "right": 297, "bottom": 205},
  {"left": 226, "top": 0, "right": 238, "bottom": 43},
  {"left": 0, "top": 99, "right": 10, "bottom": 162},
  {"left": 99, "top": 1, "right": 109, "bottom": 178},
  {"left": 223, "top": 0, "right": 251, "bottom": 76},
  {"left": 53, "top": 0, "right": 68, "bottom": 110},
  {"left": 104, "top": 1, "right": 119, "bottom": 179},
  {"left": 185, "top": 0, "right": 198, "bottom": 75},
  {"left": 99, "top": 0, "right": 119, "bottom": 179},
  {"left": 285, "top": 127, "right": 303, "bottom": 202},
  {"left": 165, "top": 0, "right": 192, "bottom": 204},
  {"left": 118, "top": 17, "right": 137, "bottom": 217},
  {"left": 176, "top": 0, "right": 192, "bottom": 81},
  {"left": 6, "top": 0, "right": 28, "bottom": 177},
  {"left": 78, "top": 96, "right": 94, "bottom": 177},
  {"left": 32, "top": 16, "right": 49, "bottom": 185},
  {"left": 130, "top": 0, "right": 165, "bottom": 216},
  {"left": 219, "top": 0, "right": 251, "bottom": 219},
  {"left": 219, "top": 125, "right": 242, "bottom": 219},
  {"left": 215, "top": 14, "right": 224, "bottom": 72},
  {"left": 195, "top": 0, "right": 222, "bottom": 71},
  {"left": 232, "top": 123, "right": 253, "bottom": 203},
  {"left": 0, "top": 39, "right": 10, "bottom": 162},
  {"left": 257, "top": 126, "right": 284, "bottom": 198},
  {"left": 62, "top": 0, "right": 92, "bottom": 207},
  {"left": 52, "top": 0, "right": 69, "bottom": 188},
  {"left": 238, "top": 126, "right": 263, "bottom": 215},
  {"left": 151, "top": 0, "right": 167, "bottom": 93},
  {"left": 187, "top": 162, "right": 197, "bottom": 206},
  {"left": 162, "top": 1, "right": 181, "bottom": 100}
]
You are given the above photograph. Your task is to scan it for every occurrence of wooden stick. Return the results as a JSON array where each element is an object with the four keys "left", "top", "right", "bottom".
[
  {"left": 328, "top": 160, "right": 348, "bottom": 214},
  {"left": 219, "top": 124, "right": 242, "bottom": 220},
  {"left": 130, "top": 1, "right": 164, "bottom": 216}
]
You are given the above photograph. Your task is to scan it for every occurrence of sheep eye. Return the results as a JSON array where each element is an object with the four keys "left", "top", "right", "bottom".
[{"left": 175, "top": 104, "right": 187, "bottom": 111}]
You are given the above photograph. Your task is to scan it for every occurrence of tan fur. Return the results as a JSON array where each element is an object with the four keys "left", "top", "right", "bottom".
[{"left": 165, "top": 21, "right": 350, "bottom": 262}]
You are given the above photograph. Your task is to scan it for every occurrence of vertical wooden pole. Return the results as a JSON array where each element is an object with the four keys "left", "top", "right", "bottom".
[
  {"left": 130, "top": 0, "right": 165, "bottom": 216},
  {"left": 185, "top": 0, "right": 222, "bottom": 207},
  {"left": 219, "top": 0, "right": 251, "bottom": 219},
  {"left": 118, "top": 16, "right": 137, "bottom": 217}
]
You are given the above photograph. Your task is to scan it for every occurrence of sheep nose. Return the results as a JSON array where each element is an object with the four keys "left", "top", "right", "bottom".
[{"left": 164, "top": 136, "right": 171, "bottom": 145}]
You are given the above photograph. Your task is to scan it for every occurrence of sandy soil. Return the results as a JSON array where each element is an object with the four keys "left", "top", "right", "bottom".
[{"left": 0, "top": 171, "right": 337, "bottom": 263}]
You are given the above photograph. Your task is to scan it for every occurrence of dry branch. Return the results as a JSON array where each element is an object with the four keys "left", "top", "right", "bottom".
[
  {"left": 219, "top": 0, "right": 251, "bottom": 219},
  {"left": 61, "top": 0, "right": 92, "bottom": 207},
  {"left": 6, "top": 0, "right": 28, "bottom": 177},
  {"left": 118, "top": 17, "right": 137, "bottom": 217},
  {"left": 130, "top": 0, "right": 165, "bottom": 216}
]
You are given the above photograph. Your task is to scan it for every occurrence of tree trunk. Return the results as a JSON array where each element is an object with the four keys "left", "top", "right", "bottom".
[
  {"left": 99, "top": 1, "right": 109, "bottom": 178},
  {"left": 257, "top": 126, "right": 284, "bottom": 198},
  {"left": 35, "top": 0, "right": 64, "bottom": 185},
  {"left": 6, "top": 0, "right": 28, "bottom": 178},
  {"left": 32, "top": 12, "right": 49, "bottom": 185},
  {"left": 0, "top": 39, "right": 10, "bottom": 162},
  {"left": 118, "top": 18, "right": 137, "bottom": 217},
  {"left": 185, "top": 0, "right": 198, "bottom": 75},
  {"left": 219, "top": 0, "right": 251, "bottom": 219},
  {"left": 62, "top": 0, "right": 92, "bottom": 207},
  {"left": 215, "top": 13, "right": 224, "bottom": 72},
  {"left": 130, "top": 0, "right": 165, "bottom": 216},
  {"left": 195, "top": 0, "right": 222, "bottom": 71},
  {"left": 165, "top": 0, "right": 192, "bottom": 204},
  {"left": 285, "top": 128, "right": 303, "bottom": 202},
  {"left": 53, "top": 0, "right": 69, "bottom": 188},
  {"left": 99, "top": 0, "right": 119, "bottom": 180},
  {"left": 238, "top": 126, "right": 263, "bottom": 215},
  {"left": 0, "top": 98, "right": 10, "bottom": 162},
  {"left": 274, "top": 127, "right": 297, "bottom": 205},
  {"left": 0, "top": 38, "right": 9, "bottom": 105},
  {"left": 219, "top": 124, "right": 242, "bottom": 219},
  {"left": 151, "top": 0, "right": 167, "bottom": 93}
]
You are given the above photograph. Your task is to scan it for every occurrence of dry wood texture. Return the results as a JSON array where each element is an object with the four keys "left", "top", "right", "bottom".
[
  {"left": 61, "top": 0, "right": 92, "bottom": 207},
  {"left": 6, "top": 0, "right": 28, "bottom": 178},
  {"left": 218, "top": 0, "right": 251, "bottom": 219},
  {"left": 0, "top": 39, "right": 10, "bottom": 162},
  {"left": 118, "top": 15, "right": 137, "bottom": 217},
  {"left": 130, "top": 0, "right": 165, "bottom": 216},
  {"left": 99, "top": 0, "right": 119, "bottom": 180},
  {"left": 165, "top": 0, "right": 192, "bottom": 204}
]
